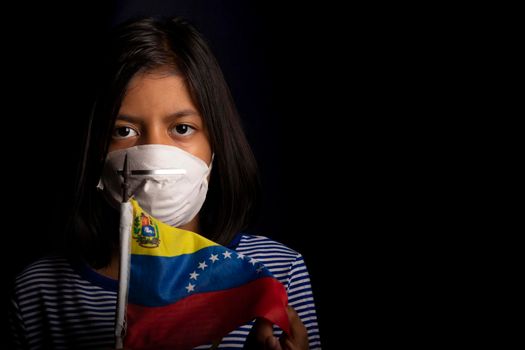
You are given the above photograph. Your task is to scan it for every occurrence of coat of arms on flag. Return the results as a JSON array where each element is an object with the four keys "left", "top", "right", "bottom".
[{"left": 133, "top": 211, "right": 160, "bottom": 248}]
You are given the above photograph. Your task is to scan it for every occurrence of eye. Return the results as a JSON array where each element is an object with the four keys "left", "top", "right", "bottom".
[
  {"left": 171, "top": 124, "right": 196, "bottom": 137},
  {"left": 112, "top": 126, "right": 139, "bottom": 139}
]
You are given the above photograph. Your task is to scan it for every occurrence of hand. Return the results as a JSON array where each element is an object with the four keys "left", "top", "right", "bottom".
[{"left": 244, "top": 306, "right": 309, "bottom": 350}]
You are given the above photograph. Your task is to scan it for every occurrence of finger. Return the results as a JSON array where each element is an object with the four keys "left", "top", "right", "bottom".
[
  {"left": 253, "top": 318, "right": 274, "bottom": 343},
  {"left": 245, "top": 318, "right": 280, "bottom": 350},
  {"left": 286, "top": 306, "right": 303, "bottom": 337},
  {"left": 265, "top": 335, "right": 283, "bottom": 350},
  {"left": 279, "top": 307, "right": 309, "bottom": 350},
  {"left": 279, "top": 337, "right": 294, "bottom": 350}
]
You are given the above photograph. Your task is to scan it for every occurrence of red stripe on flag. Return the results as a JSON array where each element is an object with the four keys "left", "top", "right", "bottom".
[{"left": 125, "top": 277, "right": 289, "bottom": 350}]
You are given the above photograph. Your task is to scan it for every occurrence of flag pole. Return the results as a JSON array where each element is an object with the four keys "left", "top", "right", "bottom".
[{"left": 115, "top": 154, "right": 132, "bottom": 349}]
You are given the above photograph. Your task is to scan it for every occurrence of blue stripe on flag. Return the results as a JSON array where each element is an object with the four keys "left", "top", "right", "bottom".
[{"left": 130, "top": 245, "right": 273, "bottom": 307}]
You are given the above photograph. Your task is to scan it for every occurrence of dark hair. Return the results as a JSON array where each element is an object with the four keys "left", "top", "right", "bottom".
[{"left": 68, "top": 17, "right": 260, "bottom": 268}]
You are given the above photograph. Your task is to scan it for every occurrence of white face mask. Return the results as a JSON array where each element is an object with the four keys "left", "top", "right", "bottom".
[{"left": 97, "top": 144, "right": 212, "bottom": 228}]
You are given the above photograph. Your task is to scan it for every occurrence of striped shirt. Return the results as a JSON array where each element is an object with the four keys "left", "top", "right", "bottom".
[{"left": 9, "top": 234, "right": 321, "bottom": 349}]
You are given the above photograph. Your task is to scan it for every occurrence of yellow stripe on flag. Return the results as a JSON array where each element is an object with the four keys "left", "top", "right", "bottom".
[{"left": 130, "top": 199, "right": 217, "bottom": 257}]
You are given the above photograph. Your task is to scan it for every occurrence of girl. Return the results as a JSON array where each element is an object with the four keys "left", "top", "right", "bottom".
[{"left": 9, "top": 17, "right": 320, "bottom": 350}]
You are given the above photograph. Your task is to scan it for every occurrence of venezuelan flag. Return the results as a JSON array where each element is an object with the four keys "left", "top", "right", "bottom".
[{"left": 123, "top": 199, "right": 290, "bottom": 349}]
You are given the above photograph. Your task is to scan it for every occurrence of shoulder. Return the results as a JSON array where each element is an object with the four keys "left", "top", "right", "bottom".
[
  {"left": 235, "top": 234, "right": 309, "bottom": 285},
  {"left": 12, "top": 255, "right": 116, "bottom": 301},
  {"left": 14, "top": 255, "right": 77, "bottom": 290},
  {"left": 11, "top": 256, "right": 79, "bottom": 312},
  {"left": 235, "top": 234, "right": 302, "bottom": 259}
]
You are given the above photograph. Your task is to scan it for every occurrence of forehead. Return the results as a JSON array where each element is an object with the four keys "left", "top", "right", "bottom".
[
  {"left": 121, "top": 68, "right": 195, "bottom": 112},
  {"left": 126, "top": 68, "right": 182, "bottom": 94}
]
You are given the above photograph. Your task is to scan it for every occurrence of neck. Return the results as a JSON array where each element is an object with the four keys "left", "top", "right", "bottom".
[
  {"left": 178, "top": 215, "right": 200, "bottom": 234},
  {"left": 96, "top": 254, "right": 120, "bottom": 280}
]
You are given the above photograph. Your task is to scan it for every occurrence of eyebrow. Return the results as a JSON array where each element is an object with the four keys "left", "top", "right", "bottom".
[
  {"left": 115, "top": 114, "right": 143, "bottom": 124},
  {"left": 163, "top": 109, "right": 199, "bottom": 121},
  {"left": 116, "top": 109, "right": 200, "bottom": 124}
]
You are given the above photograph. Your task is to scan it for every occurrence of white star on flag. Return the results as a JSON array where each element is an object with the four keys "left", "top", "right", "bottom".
[
  {"left": 185, "top": 283, "right": 195, "bottom": 293},
  {"left": 209, "top": 254, "right": 219, "bottom": 263},
  {"left": 249, "top": 258, "right": 258, "bottom": 265},
  {"left": 237, "top": 253, "right": 245, "bottom": 259},
  {"left": 222, "top": 251, "right": 232, "bottom": 259},
  {"left": 198, "top": 261, "right": 208, "bottom": 270},
  {"left": 189, "top": 271, "right": 199, "bottom": 280}
]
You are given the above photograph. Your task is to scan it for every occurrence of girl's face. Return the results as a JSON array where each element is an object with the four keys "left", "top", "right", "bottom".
[{"left": 109, "top": 68, "right": 212, "bottom": 166}]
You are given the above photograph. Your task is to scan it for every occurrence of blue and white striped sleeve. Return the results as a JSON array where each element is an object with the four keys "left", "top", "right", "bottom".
[
  {"left": 8, "top": 294, "right": 27, "bottom": 349},
  {"left": 286, "top": 254, "right": 321, "bottom": 350}
]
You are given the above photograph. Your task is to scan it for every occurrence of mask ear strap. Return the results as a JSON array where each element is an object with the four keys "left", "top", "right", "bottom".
[
  {"left": 96, "top": 179, "right": 104, "bottom": 191},
  {"left": 209, "top": 153, "right": 215, "bottom": 169}
]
